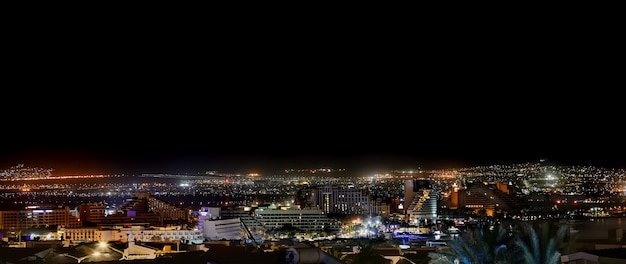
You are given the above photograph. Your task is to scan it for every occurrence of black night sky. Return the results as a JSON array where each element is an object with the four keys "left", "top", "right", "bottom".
[
  {"left": 1, "top": 89, "right": 623, "bottom": 176},
  {"left": 3, "top": 10, "right": 623, "bottom": 177}
]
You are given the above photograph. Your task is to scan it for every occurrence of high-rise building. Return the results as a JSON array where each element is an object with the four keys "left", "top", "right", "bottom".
[
  {"left": 404, "top": 179, "right": 437, "bottom": 225},
  {"left": 305, "top": 185, "right": 373, "bottom": 216},
  {"left": 450, "top": 182, "right": 460, "bottom": 209}
]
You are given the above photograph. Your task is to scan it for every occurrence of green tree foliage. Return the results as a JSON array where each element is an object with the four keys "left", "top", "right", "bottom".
[
  {"left": 513, "top": 221, "right": 577, "bottom": 264},
  {"left": 428, "top": 221, "right": 577, "bottom": 264},
  {"left": 428, "top": 224, "right": 519, "bottom": 264}
]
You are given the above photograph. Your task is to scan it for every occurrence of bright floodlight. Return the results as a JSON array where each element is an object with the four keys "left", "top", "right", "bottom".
[{"left": 99, "top": 241, "right": 107, "bottom": 248}]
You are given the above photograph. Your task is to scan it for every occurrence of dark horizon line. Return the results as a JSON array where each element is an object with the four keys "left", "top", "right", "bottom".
[{"left": 2, "top": 157, "right": 624, "bottom": 177}]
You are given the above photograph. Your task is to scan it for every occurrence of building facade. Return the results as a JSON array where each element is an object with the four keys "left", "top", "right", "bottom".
[
  {"left": 254, "top": 208, "right": 339, "bottom": 233},
  {"left": 202, "top": 218, "right": 245, "bottom": 241},
  {"left": 404, "top": 179, "right": 437, "bottom": 225},
  {"left": 99, "top": 193, "right": 189, "bottom": 226},
  {"left": 61, "top": 225, "right": 202, "bottom": 244},
  {"left": 79, "top": 202, "right": 107, "bottom": 224},
  {"left": 0, "top": 205, "right": 81, "bottom": 231},
  {"left": 306, "top": 185, "right": 373, "bottom": 216}
]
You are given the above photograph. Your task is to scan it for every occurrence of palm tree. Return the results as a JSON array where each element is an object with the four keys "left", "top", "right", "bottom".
[
  {"left": 428, "top": 224, "right": 520, "bottom": 264},
  {"left": 428, "top": 221, "right": 578, "bottom": 264},
  {"left": 513, "top": 221, "right": 577, "bottom": 264}
]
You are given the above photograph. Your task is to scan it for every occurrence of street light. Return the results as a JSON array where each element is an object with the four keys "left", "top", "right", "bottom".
[{"left": 97, "top": 241, "right": 126, "bottom": 260}]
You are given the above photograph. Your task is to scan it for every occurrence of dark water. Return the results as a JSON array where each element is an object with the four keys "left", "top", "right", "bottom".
[
  {"left": 439, "top": 217, "right": 626, "bottom": 244},
  {"left": 570, "top": 217, "right": 625, "bottom": 241}
]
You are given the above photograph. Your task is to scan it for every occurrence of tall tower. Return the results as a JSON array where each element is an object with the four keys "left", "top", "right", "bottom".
[
  {"left": 404, "top": 179, "right": 437, "bottom": 226},
  {"left": 450, "top": 183, "right": 459, "bottom": 209}
]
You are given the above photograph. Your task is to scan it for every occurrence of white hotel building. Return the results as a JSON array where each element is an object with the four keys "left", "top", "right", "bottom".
[
  {"left": 254, "top": 208, "right": 339, "bottom": 233},
  {"left": 61, "top": 226, "right": 203, "bottom": 244}
]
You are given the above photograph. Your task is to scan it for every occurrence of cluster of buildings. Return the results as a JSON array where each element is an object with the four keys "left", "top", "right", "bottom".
[
  {"left": 3, "top": 170, "right": 624, "bottom": 246},
  {"left": 0, "top": 191, "right": 346, "bottom": 246},
  {"left": 0, "top": 162, "right": 626, "bottom": 263},
  {"left": 0, "top": 178, "right": 523, "bottom": 248},
  {"left": 0, "top": 178, "right": 433, "bottom": 245}
]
